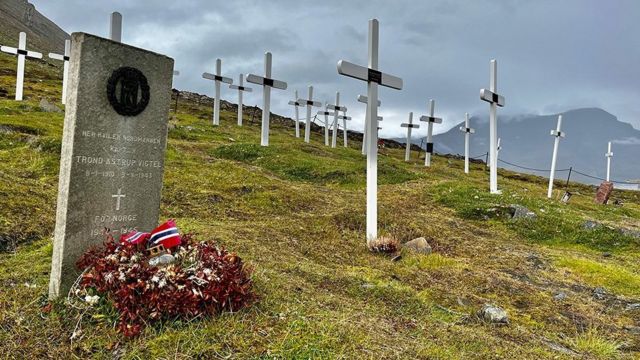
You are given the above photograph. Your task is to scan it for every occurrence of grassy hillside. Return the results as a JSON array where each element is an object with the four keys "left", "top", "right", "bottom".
[{"left": 1, "top": 53, "right": 639, "bottom": 359}]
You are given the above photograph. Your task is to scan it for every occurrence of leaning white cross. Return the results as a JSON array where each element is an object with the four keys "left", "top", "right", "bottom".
[
  {"left": 337, "top": 19, "right": 403, "bottom": 244},
  {"left": 298, "top": 86, "right": 322, "bottom": 143},
  {"left": 480, "top": 59, "right": 505, "bottom": 194},
  {"left": 357, "top": 94, "right": 382, "bottom": 155},
  {"left": 110, "top": 12, "right": 122, "bottom": 42},
  {"left": 605, "top": 141, "right": 613, "bottom": 182},
  {"left": 327, "top": 92, "right": 347, "bottom": 148},
  {"left": 459, "top": 113, "right": 475, "bottom": 173},
  {"left": 401, "top": 112, "right": 419, "bottom": 161},
  {"left": 0, "top": 32, "right": 43, "bottom": 101},
  {"left": 48, "top": 39, "right": 70, "bottom": 104},
  {"left": 419, "top": 99, "right": 443, "bottom": 167},
  {"left": 317, "top": 104, "right": 335, "bottom": 146},
  {"left": 547, "top": 115, "right": 565, "bottom": 198},
  {"left": 229, "top": 74, "right": 252, "bottom": 126},
  {"left": 202, "top": 59, "right": 233, "bottom": 126},
  {"left": 339, "top": 110, "right": 352, "bottom": 147},
  {"left": 287, "top": 90, "right": 305, "bottom": 137},
  {"left": 247, "top": 52, "right": 288, "bottom": 147}
]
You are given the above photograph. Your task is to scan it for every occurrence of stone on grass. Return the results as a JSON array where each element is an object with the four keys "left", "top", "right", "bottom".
[
  {"left": 594, "top": 181, "right": 613, "bottom": 204},
  {"left": 593, "top": 287, "right": 607, "bottom": 300},
  {"left": 625, "top": 303, "right": 640, "bottom": 311},
  {"left": 582, "top": 220, "right": 602, "bottom": 230},
  {"left": 479, "top": 304, "right": 508, "bottom": 324},
  {"left": 509, "top": 204, "right": 536, "bottom": 220},
  {"left": 553, "top": 292, "right": 567, "bottom": 301},
  {"left": 402, "top": 237, "right": 432, "bottom": 254},
  {"left": 39, "top": 98, "right": 62, "bottom": 113}
]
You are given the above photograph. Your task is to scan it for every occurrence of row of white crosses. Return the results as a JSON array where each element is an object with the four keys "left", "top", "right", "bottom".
[{"left": 0, "top": 32, "right": 43, "bottom": 101}]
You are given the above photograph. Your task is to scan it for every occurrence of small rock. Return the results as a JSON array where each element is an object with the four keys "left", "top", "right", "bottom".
[
  {"left": 361, "top": 283, "right": 375, "bottom": 289},
  {"left": 624, "top": 326, "right": 640, "bottom": 335},
  {"left": 479, "top": 304, "right": 509, "bottom": 324},
  {"left": 593, "top": 287, "right": 607, "bottom": 300},
  {"left": 148, "top": 254, "right": 176, "bottom": 267},
  {"left": 553, "top": 292, "right": 567, "bottom": 301},
  {"left": 602, "top": 252, "right": 612, "bottom": 258},
  {"left": 583, "top": 220, "right": 602, "bottom": 230},
  {"left": 402, "top": 237, "right": 432, "bottom": 254},
  {"left": 509, "top": 204, "right": 536, "bottom": 220},
  {"left": 625, "top": 303, "right": 640, "bottom": 311},
  {"left": 39, "top": 98, "right": 62, "bottom": 113},
  {"left": 619, "top": 228, "right": 640, "bottom": 239}
]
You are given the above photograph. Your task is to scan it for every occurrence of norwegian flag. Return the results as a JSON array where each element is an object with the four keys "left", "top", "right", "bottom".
[
  {"left": 120, "top": 230, "right": 149, "bottom": 245},
  {"left": 148, "top": 219, "right": 181, "bottom": 249}
]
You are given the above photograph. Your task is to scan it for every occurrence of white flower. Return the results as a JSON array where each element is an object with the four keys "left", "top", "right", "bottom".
[
  {"left": 104, "top": 273, "right": 114, "bottom": 283},
  {"left": 151, "top": 275, "right": 160, "bottom": 283},
  {"left": 158, "top": 278, "right": 167, "bottom": 288},
  {"left": 85, "top": 295, "right": 100, "bottom": 305},
  {"left": 118, "top": 272, "right": 126, "bottom": 281}
]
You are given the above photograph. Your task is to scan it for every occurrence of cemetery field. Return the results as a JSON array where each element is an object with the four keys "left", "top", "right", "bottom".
[{"left": 1, "top": 67, "right": 640, "bottom": 358}]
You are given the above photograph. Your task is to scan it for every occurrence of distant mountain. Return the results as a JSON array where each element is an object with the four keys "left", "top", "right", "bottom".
[
  {"left": 402, "top": 108, "right": 640, "bottom": 185},
  {"left": 0, "top": 0, "right": 69, "bottom": 54}
]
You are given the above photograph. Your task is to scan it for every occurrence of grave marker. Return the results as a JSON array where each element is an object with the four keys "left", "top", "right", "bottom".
[
  {"left": 401, "top": 112, "right": 419, "bottom": 161},
  {"left": 49, "top": 33, "right": 174, "bottom": 298},
  {"left": 110, "top": 12, "right": 122, "bottom": 42},
  {"left": 202, "top": 59, "right": 233, "bottom": 126},
  {"left": 458, "top": 112, "right": 475, "bottom": 173},
  {"left": 48, "top": 39, "right": 71, "bottom": 104},
  {"left": 605, "top": 141, "right": 613, "bottom": 182},
  {"left": 339, "top": 110, "right": 352, "bottom": 147},
  {"left": 298, "top": 86, "right": 322, "bottom": 143},
  {"left": 317, "top": 104, "right": 335, "bottom": 146},
  {"left": 337, "top": 19, "right": 403, "bottom": 243},
  {"left": 547, "top": 115, "right": 565, "bottom": 198},
  {"left": 480, "top": 59, "right": 505, "bottom": 194},
  {"left": 229, "top": 74, "right": 252, "bottom": 126},
  {"left": 419, "top": 99, "right": 442, "bottom": 167},
  {"left": 0, "top": 32, "right": 43, "bottom": 101},
  {"left": 247, "top": 52, "right": 287, "bottom": 146},
  {"left": 327, "top": 92, "right": 346, "bottom": 148},
  {"left": 287, "top": 90, "right": 304, "bottom": 137}
]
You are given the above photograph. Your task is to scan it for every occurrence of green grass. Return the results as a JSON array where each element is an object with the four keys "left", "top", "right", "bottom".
[{"left": 1, "top": 57, "right": 639, "bottom": 358}]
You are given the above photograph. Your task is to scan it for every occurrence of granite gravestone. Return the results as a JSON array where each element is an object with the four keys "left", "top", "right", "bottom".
[{"left": 49, "top": 33, "right": 174, "bottom": 298}]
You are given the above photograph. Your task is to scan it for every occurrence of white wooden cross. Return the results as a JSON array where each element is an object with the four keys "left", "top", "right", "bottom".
[
  {"left": 327, "top": 91, "right": 347, "bottom": 148},
  {"left": 337, "top": 19, "right": 403, "bottom": 244},
  {"left": 317, "top": 104, "right": 335, "bottom": 146},
  {"left": 357, "top": 94, "right": 382, "bottom": 155},
  {"left": 298, "top": 86, "right": 322, "bottom": 143},
  {"left": 547, "top": 115, "right": 565, "bottom": 198},
  {"left": 419, "top": 99, "right": 442, "bottom": 167},
  {"left": 287, "top": 90, "right": 304, "bottom": 137},
  {"left": 480, "top": 59, "right": 505, "bottom": 194},
  {"left": 339, "top": 110, "right": 352, "bottom": 147},
  {"left": 48, "top": 39, "right": 70, "bottom": 104},
  {"left": 0, "top": 32, "right": 43, "bottom": 101},
  {"left": 247, "top": 52, "right": 287, "bottom": 146},
  {"left": 605, "top": 141, "right": 613, "bottom": 182},
  {"left": 202, "top": 59, "right": 233, "bottom": 126},
  {"left": 110, "top": 12, "right": 122, "bottom": 42},
  {"left": 458, "top": 113, "right": 475, "bottom": 174},
  {"left": 111, "top": 188, "right": 126, "bottom": 211},
  {"left": 401, "top": 112, "right": 419, "bottom": 161},
  {"left": 229, "top": 73, "right": 252, "bottom": 126}
]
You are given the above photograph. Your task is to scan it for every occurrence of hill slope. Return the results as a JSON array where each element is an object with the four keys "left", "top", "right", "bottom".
[{"left": 1, "top": 47, "right": 640, "bottom": 359}]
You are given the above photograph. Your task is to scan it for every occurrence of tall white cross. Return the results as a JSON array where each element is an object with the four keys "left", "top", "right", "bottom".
[
  {"left": 110, "top": 12, "right": 122, "bottom": 42},
  {"left": 0, "top": 32, "right": 43, "bottom": 101},
  {"left": 339, "top": 110, "right": 352, "bottom": 147},
  {"left": 317, "top": 104, "right": 335, "bottom": 146},
  {"left": 287, "top": 90, "right": 304, "bottom": 137},
  {"left": 458, "top": 113, "right": 475, "bottom": 174},
  {"left": 337, "top": 19, "right": 403, "bottom": 244},
  {"left": 605, "top": 141, "right": 613, "bottom": 182},
  {"left": 480, "top": 59, "right": 505, "bottom": 194},
  {"left": 327, "top": 92, "right": 347, "bottom": 148},
  {"left": 357, "top": 94, "right": 382, "bottom": 155},
  {"left": 298, "top": 86, "right": 322, "bottom": 143},
  {"left": 202, "top": 59, "right": 233, "bottom": 126},
  {"left": 247, "top": 52, "right": 288, "bottom": 147},
  {"left": 48, "top": 39, "right": 70, "bottom": 104},
  {"left": 229, "top": 73, "right": 252, "bottom": 126},
  {"left": 401, "top": 112, "right": 420, "bottom": 162},
  {"left": 111, "top": 188, "right": 126, "bottom": 211},
  {"left": 547, "top": 115, "right": 566, "bottom": 198},
  {"left": 419, "top": 99, "right": 443, "bottom": 167}
]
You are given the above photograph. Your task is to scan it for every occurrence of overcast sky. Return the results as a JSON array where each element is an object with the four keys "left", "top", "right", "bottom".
[{"left": 31, "top": 0, "right": 640, "bottom": 138}]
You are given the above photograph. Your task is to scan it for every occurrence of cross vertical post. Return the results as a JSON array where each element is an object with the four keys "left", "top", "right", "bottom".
[
  {"left": 299, "top": 86, "right": 322, "bottom": 143},
  {"left": 357, "top": 95, "right": 381, "bottom": 155},
  {"left": 287, "top": 90, "right": 302, "bottom": 137},
  {"left": 605, "top": 141, "right": 613, "bottom": 182},
  {"left": 420, "top": 99, "right": 442, "bottom": 167},
  {"left": 480, "top": 59, "right": 505, "bottom": 194},
  {"left": 459, "top": 112, "right": 475, "bottom": 174},
  {"left": 341, "top": 109, "right": 351, "bottom": 147},
  {"left": 202, "top": 59, "right": 233, "bottom": 126},
  {"left": 48, "top": 39, "right": 71, "bottom": 104},
  {"left": 229, "top": 74, "right": 252, "bottom": 126},
  {"left": 547, "top": 115, "right": 565, "bottom": 198},
  {"left": 0, "top": 32, "right": 42, "bottom": 101},
  {"left": 401, "top": 112, "right": 419, "bottom": 161}
]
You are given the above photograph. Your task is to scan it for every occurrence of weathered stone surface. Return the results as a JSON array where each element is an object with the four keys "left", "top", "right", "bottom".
[
  {"left": 625, "top": 303, "right": 640, "bottom": 311},
  {"left": 49, "top": 33, "right": 174, "bottom": 298},
  {"left": 479, "top": 304, "right": 508, "bottom": 324},
  {"left": 582, "top": 220, "right": 602, "bottom": 230},
  {"left": 149, "top": 254, "right": 175, "bottom": 267},
  {"left": 593, "top": 287, "right": 607, "bottom": 300},
  {"left": 594, "top": 181, "right": 613, "bottom": 204},
  {"left": 39, "top": 98, "right": 62, "bottom": 113},
  {"left": 509, "top": 204, "right": 537, "bottom": 220},
  {"left": 553, "top": 292, "right": 567, "bottom": 301},
  {"left": 402, "top": 237, "right": 432, "bottom": 254}
]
